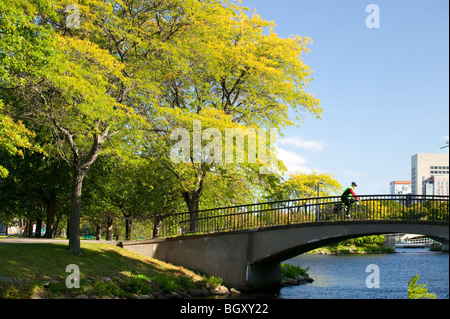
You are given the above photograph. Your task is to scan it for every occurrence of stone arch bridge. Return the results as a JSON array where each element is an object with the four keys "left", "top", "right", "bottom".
[{"left": 121, "top": 195, "right": 449, "bottom": 291}]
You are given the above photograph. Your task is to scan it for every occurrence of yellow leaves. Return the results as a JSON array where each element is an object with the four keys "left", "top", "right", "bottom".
[
  {"left": 44, "top": 32, "right": 131, "bottom": 129},
  {"left": 0, "top": 101, "right": 46, "bottom": 178},
  {"left": 170, "top": 1, "right": 321, "bottom": 129},
  {"left": 55, "top": 35, "right": 124, "bottom": 79},
  {"left": 280, "top": 171, "right": 343, "bottom": 199}
]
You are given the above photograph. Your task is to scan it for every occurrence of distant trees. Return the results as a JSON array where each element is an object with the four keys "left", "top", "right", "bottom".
[{"left": 268, "top": 171, "right": 342, "bottom": 201}]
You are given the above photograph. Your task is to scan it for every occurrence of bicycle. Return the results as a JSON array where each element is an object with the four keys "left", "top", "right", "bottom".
[{"left": 332, "top": 198, "right": 360, "bottom": 219}]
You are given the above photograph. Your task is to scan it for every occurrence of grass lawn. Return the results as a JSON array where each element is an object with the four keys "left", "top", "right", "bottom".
[{"left": 0, "top": 242, "right": 218, "bottom": 299}]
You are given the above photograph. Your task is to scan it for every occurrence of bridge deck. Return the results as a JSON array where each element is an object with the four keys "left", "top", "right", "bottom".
[{"left": 124, "top": 194, "right": 449, "bottom": 241}]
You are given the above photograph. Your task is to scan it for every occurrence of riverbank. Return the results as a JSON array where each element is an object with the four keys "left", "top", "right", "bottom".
[
  {"left": 0, "top": 242, "right": 238, "bottom": 299},
  {"left": 280, "top": 263, "right": 314, "bottom": 287},
  {"left": 307, "top": 244, "right": 394, "bottom": 255},
  {"left": 305, "top": 235, "right": 394, "bottom": 255}
]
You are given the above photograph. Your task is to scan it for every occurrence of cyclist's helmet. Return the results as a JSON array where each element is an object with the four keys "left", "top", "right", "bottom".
[{"left": 352, "top": 182, "right": 358, "bottom": 187}]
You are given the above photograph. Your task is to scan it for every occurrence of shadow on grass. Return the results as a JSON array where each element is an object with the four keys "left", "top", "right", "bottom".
[{"left": 0, "top": 242, "right": 211, "bottom": 299}]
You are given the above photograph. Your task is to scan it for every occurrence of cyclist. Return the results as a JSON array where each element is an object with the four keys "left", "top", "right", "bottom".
[{"left": 341, "top": 182, "right": 360, "bottom": 217}]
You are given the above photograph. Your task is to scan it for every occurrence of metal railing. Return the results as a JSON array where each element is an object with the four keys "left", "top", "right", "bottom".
[{"left": 124, "top": 194, "right": 449, "bottom": 240}]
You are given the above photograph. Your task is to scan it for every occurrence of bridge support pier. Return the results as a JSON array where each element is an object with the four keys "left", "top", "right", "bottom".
[
  {"left": 383, "top": 235, "right": 396, "bottom": 251},
  {"left": 246, "top": 261, "right": 281, "bottom": 291}
]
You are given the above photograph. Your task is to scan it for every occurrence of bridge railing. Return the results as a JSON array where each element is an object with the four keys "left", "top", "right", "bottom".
[{"left": 124, "top": 195, "right": 449, "bottom": 240}]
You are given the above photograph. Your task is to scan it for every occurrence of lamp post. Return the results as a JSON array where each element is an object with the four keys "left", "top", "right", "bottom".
[
  {"left": 316, "top": 180, "right": 324, "bottom": 221},
  {"left": 317, "top": 180, "right": 324, "bottom": 198}
]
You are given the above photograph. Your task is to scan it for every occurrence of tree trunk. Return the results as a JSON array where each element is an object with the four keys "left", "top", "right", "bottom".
[
  {"left": 43, "top": 190, "right": 57, "bottom": 238},
  {"left": 105, "top": 214, "right": 114, "bottom": 241},
  {"left": 51, "top": 119, "right": 115, "bottom": 254},
  {"left": 25, "top": 219, "right": 33, "bottom": 238},
  {"left": 184, "top": 166, "right": 206, "bottom": 233},
  {"left": 183, "top": 192, "right": 200, "bottom": 233},
  {"left": 35, "top": 217, "right": 42, "bottom": 238},
  {"left": 53, "top": 213, "right": 61, "bottom": 237},
  {"left": 125, "top": 217, "right": 133, "bottom": 241},
  {"left": 152, "top": 215, "right": 162, "bottom": 238},
  {"left": 95, "top": 225, "right": 102, "bottom": 240},
  {"left": 68, "top": 170, "right": 85, "bottom": 255}
]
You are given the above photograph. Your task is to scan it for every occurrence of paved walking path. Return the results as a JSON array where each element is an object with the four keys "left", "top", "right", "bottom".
[{"left": 0, "top": 237, "right": 118, "bottom": 245}]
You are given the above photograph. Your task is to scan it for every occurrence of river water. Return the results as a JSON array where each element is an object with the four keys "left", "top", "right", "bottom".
[{"left": 279, "top": 248, "right": 449, "bottom": 299}]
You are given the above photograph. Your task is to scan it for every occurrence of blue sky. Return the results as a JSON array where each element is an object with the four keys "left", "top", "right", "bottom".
[{"left": 241, "top": 0, "right": 449, "bottom": 195}]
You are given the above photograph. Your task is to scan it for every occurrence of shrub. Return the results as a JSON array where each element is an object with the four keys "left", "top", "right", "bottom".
[
  {"left": 0, "top": 283, "right": 20, "bottom": 299},
  {"left": 151, "top": 274, "right": 179, "bottom": 292},
  {"left": 90, "top": 280, "right": 124, "bottom": 297},
  {"left": 280, "top": 264, "right": 309, "bottom": 281},
  {"left": 407, "top": 274, "right": 436, "bottom": 299},
  {"left": 122, "top": 274, "right": 154, "bottom": 295},
  {"left": 203, "top": 276, "right": 223, "bottom": 289}
]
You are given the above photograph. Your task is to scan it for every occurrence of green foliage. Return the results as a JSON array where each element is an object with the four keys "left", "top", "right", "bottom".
[
  {"left": 0, "top": 0, "right": 323, "bottom": 245},
  {"left": 280, "top": 263, "right": 309, "bottom": 281},
  {"left": 341, "top": 235, "right": 385, "bottom": 246},
  {"left": 89, "top": 280, "right": 124, "bottom": 298},
  {"left": 0, "top": 283, "right": 20, "bottom": 299},
  {"left": 407, "top": 274, "right": 437, "bottom": 299},
  {"left": 122, "top": 274, "right": 153, "bottom": 295},
  {"left": 151, "top": 274, "right": 180, "bottom": 293},
  {"left": 202, "top": 276, "right": 223, "bottom": 290},
  {"left": 151, "top": 272, "right": 210, "bottom": 292},
  {"left": 313, "top": 235, "right": 393, "bottom": 254},
  {"left": 0, "top": 101, "right": 44, "bottom": 178}
]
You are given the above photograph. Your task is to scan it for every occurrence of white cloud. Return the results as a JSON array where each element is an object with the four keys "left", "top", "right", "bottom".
[
  {"left": 279, "top": 136, "right": 326, "bottom": 152},
  {"left": 373, "top": 182, "right": 382, "bottom": 187},
  {"left": 277, "top": 147, "right": 315, "bottom": 175},
  {"left": 343, "top": 169, "right": 367, "bottom": 178},
  {"left": 373, "top": 180, "right": 391, "bottom": 187}
]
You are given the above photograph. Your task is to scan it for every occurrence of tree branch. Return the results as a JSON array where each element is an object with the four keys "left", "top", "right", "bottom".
[{"left": 50, "top": 116, "right": 79, "bottom": 162}]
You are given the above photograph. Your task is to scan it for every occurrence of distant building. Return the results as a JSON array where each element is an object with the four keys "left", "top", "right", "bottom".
[
  {"left": 0, "top": 223, "right": 7, "bottom": 235},
  {"left": 390, "top": 181, "right": 412, "bottom": 195},
  {"left": 423, "top": 175, "right": 449, "bottom": 196},
  {"left": 411, "top": 153, "right": 449, "bottom": 195},
  {"left": 0, "top": 222, "right": 22, "bottom": 236}
]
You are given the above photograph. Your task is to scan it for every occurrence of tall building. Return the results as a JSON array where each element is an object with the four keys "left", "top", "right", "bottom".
[
  {"left": 389, "top": 181, "right": 412, "bottom": 195},
  {"left": 411, "top": 153, "right": 449, "bottom": 195},
  {"left": 423, "top": 175, "right": 449, "bottom": 196}
]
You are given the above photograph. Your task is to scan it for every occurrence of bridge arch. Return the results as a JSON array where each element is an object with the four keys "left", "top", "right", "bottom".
[
  {"left": 248, "top": 220, "right": 449, "bottom": 264},
  {"left": 121, "top": 195, "right": 448, "bottom": 291},
  {"left": 122, "top": 220, "right": 448, "bottom": 291},
  {"left": 244, "top": 220, "right": 448, "bottom": 290}
]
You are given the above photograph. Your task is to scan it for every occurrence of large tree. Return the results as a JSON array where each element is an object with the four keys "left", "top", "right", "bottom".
[
  {"left": 1, "top": 0, "right": 200, "bottom": 254},
  {"left": 150, "top": 3, "right": 322, "bottom": 225},
  {"left": 1, "top": 0, "right": 322, "bottom": 250}
]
